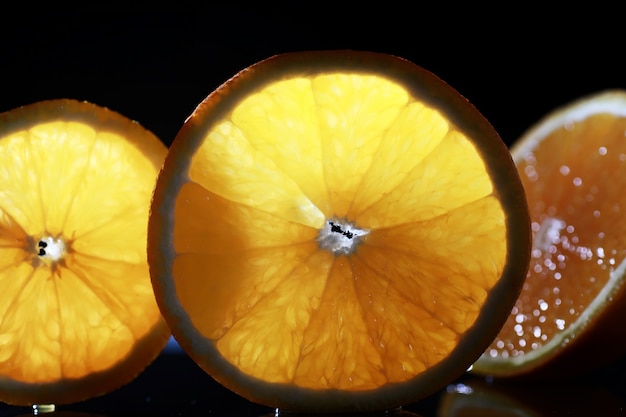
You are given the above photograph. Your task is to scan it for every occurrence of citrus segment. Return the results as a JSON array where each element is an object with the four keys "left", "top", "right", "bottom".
[
  {"left": 355, "top": 130, "right": 495, "bottom": 228},
  {"left": 0, "top": 99, "right": 170, "bottom": 405},
  {"left": 346, "top": 103, "right": 447, "bottom": 222},
  {"left": 149, "top": 51, "right": 530, "bottom": 412},
  {"left": 472, "top": 90, "right": 626, "bottom": 378},
  {"left": 312, "top": 74, "right": 408, "bottom": 218},
  {"left": 230, "top": 77, "right": 328, "bottom": 218}
]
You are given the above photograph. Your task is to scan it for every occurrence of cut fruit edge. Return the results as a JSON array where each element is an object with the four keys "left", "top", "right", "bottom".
[
  {"left": 511, "top": 90, "right": 626, "bottom": 162},
  {"left": 472, "top": 89, "right": 626, "bottom": 376}
]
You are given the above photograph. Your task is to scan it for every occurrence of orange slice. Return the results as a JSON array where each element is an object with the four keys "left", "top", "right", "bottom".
[
  {"left": 0, "top": 99, "right": 170, "bottom": 406},
  {"left": 148, "top": 51, "right": 531, "bottom": 412},
  {"left": 472, "top": 90, "right": 626, "bottom": 379}
]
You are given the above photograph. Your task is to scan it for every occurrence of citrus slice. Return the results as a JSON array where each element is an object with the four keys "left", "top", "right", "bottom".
[
  {"left": 148, "top": 50, "right": 531, "bottom": 412},
  {"left": 0, "top": 99, "right": 171, "bottom": 406},
  {"left": 472, "top": 90, "right": 626, "bottom": 379}
]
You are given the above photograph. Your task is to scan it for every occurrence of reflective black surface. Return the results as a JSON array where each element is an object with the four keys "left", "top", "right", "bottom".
[
  {"left": 2, "top": 7, "right": 626, "bottom": 417},
  {"left": 2, "top": 343, "right": 626, "bottom": 416}
]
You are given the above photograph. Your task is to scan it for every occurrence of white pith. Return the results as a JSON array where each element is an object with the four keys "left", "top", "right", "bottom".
[
  {"left": 317, "top": 218, "right": 369, "bottom": 255},
  {"left": 37, "top": 235, "right": 66, "bottom": 262}
]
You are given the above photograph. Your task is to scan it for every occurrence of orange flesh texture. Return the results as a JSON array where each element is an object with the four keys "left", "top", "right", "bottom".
[
  {"left": 486, "top": 113, "right": 626, "bottom": 362},
  {"left": 170, "top": 72, "right": 509, "bottom": 390},
  {"left": 0, "top": 102, "right": 168, "bottom": 386}
]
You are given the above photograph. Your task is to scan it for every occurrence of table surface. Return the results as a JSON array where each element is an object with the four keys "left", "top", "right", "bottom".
[{"left": 2, "top": 340, "right": 626, "bottom": 417}]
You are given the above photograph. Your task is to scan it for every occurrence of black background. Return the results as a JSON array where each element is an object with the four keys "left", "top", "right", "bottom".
[
  {"left": 4, "top": 7, "right": 626, "bottom": 149},
  {"left": 2, "top": 6, "right": 626, "bottom": 417}
]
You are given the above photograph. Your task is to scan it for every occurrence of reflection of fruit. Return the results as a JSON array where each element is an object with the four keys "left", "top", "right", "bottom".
[
  {"left": 472, "top": 90, "right": 626, "bottom": 379},
  {"left": 265, "top": 410, "right": 423, "bottom": 417},
  {"left": 438, "top": 375, "right": 625, "bottom": 417},
  {"left": 16, "top": 412, "right": 108, "bottom": 417},
  {"left": 440, "top": 379, "right": 538, "bottom": 417},
  {"left": 0, "top": 100, "right": 171, "bottom": 405},
  {"left": 148, "top": 50, "right": 530, "bottom": 412}
]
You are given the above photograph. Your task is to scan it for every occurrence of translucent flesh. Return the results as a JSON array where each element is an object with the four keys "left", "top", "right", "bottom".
[
  {"left": 174, "top": 74, "right": 507, "bottom": 390},
  {"left": 0, "top": 121, "right": 162, "bottom": 383},
  {"left": 487, "top": 113, "right": 626, "bottom": 360}
]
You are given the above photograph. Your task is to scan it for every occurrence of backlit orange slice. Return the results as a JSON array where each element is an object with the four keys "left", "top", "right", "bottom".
[
  {"left": 148, "top": 51, "right": 530, "bottom": 412},
  {"left": 0, "top": 99, "right": 170, "bottom": 405}
]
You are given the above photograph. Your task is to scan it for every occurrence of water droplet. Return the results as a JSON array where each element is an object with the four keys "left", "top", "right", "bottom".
[
  {"left": 524, "top": 165, "right": 538, "bottom": 181},
  {"left": 447, "top": 383, "right": 474, "bottom": 394},
  {"left": 32, "top": 405, "right": 55, "bottom": 415}
]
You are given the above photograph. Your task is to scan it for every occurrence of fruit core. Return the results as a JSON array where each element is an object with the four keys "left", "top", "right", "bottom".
[
  {"left": 36, "top": 235, "right": 66, "bottom": 263},
  {"left": 317, "top": 218, "right": 369, "bottom": 255}
]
